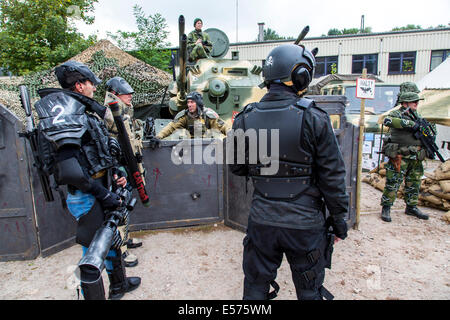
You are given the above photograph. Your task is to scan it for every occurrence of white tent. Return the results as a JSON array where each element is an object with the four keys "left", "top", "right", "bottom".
[
  {"left": 417, "top": 58, "right": 450, "bottom": 91},
  {"left": 416, "top": 58, "right": 450, "bottom": 161}
]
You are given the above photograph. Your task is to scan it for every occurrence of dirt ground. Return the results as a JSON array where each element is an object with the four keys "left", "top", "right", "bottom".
[{"left": 0, "top": 182, "right": 449, "bottom": 300}]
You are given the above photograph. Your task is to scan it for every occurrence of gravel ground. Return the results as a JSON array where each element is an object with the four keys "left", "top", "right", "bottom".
[{"left": 0, "top": 182, "right": 449, "bottom": 300}]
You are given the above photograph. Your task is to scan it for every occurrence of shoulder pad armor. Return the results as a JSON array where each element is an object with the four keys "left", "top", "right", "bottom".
[
  {"left": 233, "top": 104, "right": 255, "bottom": 121},
  {"left": 174, "top": 110, "right": 187, "bottom": 121},
  {"left": 203, "top": 108, "right": 219, "bottom": 119},
  {"left": 295, "top": 98, "right": 315, "bottom": 109}
]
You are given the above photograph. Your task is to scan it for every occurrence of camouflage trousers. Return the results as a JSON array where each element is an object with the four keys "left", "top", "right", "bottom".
[
  {"left": 189, "top": 43, "right": 208, "bottom": 61},
  {"left": 381, "top": 157, "right": 424, "bottom": 207}
]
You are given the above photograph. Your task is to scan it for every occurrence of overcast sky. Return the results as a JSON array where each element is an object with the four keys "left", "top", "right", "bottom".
[{"left": 75, "top": 0, "right": 450, "bottom": 47}]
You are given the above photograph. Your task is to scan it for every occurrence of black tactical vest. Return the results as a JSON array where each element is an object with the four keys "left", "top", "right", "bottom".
[
  {"left": 242, "top": 97, "right": 315, "bottom": 201},
  {"left": 35, "top": 91, "right": 115, "bottom": 176}
]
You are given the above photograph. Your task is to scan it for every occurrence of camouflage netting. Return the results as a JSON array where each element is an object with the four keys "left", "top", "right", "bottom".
[{"left": 0, "top": 40, "right": 171, "bottom": 122}]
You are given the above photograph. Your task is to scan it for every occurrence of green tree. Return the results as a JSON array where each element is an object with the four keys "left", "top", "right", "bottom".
[
  {"left": 107, "top": 5, "right": 171, "bottom": 72},
  {"left": 327, "top": 28, "right": 342, "bottom": 36},
  {"left": 264, "top": 28, "right": 285, "bottom": 40},
  {"left": 327, "top": 27, "right": 372, "bottom": 36},
  {"left": 391, "top": 24, "right": 422, "bottom": 31},
  {"left": 0, "top": 0, "right": 98, "bottom": 75}
]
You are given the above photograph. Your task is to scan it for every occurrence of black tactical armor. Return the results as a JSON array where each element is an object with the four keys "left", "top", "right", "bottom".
[{"left": 230, "top": 43, "right": 348, "bottom": 300}]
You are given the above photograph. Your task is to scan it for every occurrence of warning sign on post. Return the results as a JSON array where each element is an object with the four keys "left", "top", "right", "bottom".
[{"left": 356, "top": 78, "right": 376, "bottom": 99}]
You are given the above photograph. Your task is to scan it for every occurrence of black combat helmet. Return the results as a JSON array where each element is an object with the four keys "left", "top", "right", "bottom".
[
  {"left": 263, "top": 44, "right": 316, "bottom": 92},
  {"left": 106, "top": 77, "right": 135, "bottom": 95},
  {"left": 55, "top": 61, "right": 102, "bottom": 89},
  {"left": 186, "top": 91, "right": 204, "bottom": 110}
]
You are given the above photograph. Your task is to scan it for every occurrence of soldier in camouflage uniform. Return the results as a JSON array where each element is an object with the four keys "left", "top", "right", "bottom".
[
  {"left": 156, "top": 92, "right": 229, "bottom": 140},
  {"left": 187, "top": 18, "right": 213, "bottom": 62},
  {"left": 380, "top": 82, "right": 432, "bottom": 222},
  {"left": 104, "top": 77, "right": 144, "bottom": 267}
]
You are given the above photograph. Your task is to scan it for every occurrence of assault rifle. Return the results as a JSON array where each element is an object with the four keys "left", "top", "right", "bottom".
[
  {"left": 108, "top": 100, "right": 151, "bottom": 207},
  {"left": 78, "top": 187, "right": 137, "bottom": 283},
  {"left": 407, "top": 109, "right": 445, "bottom": 162},
  {"left": 18, "top": 85, "right": 54, "bottom": 202}
]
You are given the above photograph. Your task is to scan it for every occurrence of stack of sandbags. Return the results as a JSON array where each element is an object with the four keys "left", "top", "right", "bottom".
[
  {"left": 363, "top": 160, "right": 450, "bottom": 218},
  {"left": 362, "top": 162, "right": 405, "bottom": 197},
  {"left": 420, "top": 160, "right": 450, "bottom": 214}
]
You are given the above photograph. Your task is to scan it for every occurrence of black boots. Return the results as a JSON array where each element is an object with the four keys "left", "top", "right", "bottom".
[
  {"left": 126, "top": 238, "right": 143, "bottom": 249},
  {"left": 405, "top": 206, "right": 429, "bottom": 220},
  {"left": 381, "top": 206, "right": 392, "bottom": 222},
  {"left": 107, "top": 255, "right": 141, "bottom": 300},
  {"left": 382, "top": 205, "right": 429, "bottom": 222}
]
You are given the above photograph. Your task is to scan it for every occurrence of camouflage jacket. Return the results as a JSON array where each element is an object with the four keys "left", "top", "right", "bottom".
[
  {"left": 383, "top": 106, "right": 436, "bottom": 160},
  {"left": 187, "top": 30, "right": 212, "bottom": 54},
  {"left": 156, "top": 108, "right": 228, "bottom": 140}
]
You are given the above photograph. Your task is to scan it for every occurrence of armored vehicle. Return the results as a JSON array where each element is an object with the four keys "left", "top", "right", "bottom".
[{"left": 155, "top": 16, "right": 267, "bottom": 137}]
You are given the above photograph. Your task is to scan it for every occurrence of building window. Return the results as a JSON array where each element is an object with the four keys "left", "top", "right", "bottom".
[
  {"left": 315, "top": 56, "right": 338, "bottom": 78},
  {"left": 352, "top": 54, "right": 378, "bottom": 75},
  {"left": 430, "top": 49, "right": 450, "bottom": 71},
  {"left": 388, "top": 52, "right": 416, "bottom": 74}
]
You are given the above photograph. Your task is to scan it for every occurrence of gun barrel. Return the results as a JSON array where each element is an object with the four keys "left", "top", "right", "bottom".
[
  {"left": 78, "top": 224, "right": 116, "bottom": 283},
  {"left": 179, "top": 34, "right": 188, "bottom": 100},
  {"left": 294, "top": 26, "right": 310, "bottom": 45},
  {"left": 108, "top": 101, "right": 150, "bottom": 207},
  {"left": 178, "top": 15, "right": 185, "bottom": 38},
  {"left": 19, "top": 85, "right": 32, "bottom": 117},
  {"left": 18, "top": 85, "right": 54, "bottom": 202}
]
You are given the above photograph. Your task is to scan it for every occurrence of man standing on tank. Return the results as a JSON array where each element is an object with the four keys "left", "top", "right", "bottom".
[{"left": 229, "top": 42, "right": 349, "bottom": 300}]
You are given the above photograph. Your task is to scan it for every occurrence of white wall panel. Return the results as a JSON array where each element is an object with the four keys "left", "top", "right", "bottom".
[{"left": 227, "top": 29, "right": 450, "bottom": 84}]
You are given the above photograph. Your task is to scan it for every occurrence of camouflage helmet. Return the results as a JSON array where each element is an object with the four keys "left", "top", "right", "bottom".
[
  {"left": 106, "top": 77, "right": 135, "bottom": 95},
  {"left": 397, "top": 81, "right": 423, "bottom": 103},
  {"left": 186, "top": 91, "right": 204, "bottom": 109},
  {"left": 263, "top": 44, "right": 316, "bottom": 92},
  {"left": 398, "top": 91, "right": 423, "bottom": 103},
  {"left": 399, "top": 82, "right": 420, "bottom": 94},
  {"left": 55, "top": 60, "right": 101, "bottom": 89}
]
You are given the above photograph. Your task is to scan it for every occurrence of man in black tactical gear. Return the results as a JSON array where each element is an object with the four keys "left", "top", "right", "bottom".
[
  {"left": 35, "top": 61, "right": 141, "bottom": 300},
  {"left": 230, "top": 43, "right": 349, "bottom": 300}
]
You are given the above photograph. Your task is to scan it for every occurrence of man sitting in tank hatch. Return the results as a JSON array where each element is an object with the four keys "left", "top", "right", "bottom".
[
  {"left": 187, "top": 18, "right": 213, "bottom": 62},
  {"left": 155, "top": 92, "right": 229, "bottom": 140}
]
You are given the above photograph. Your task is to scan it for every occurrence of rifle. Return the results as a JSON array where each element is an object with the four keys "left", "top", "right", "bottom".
[
  {"left": 78, "top": 187, "right": 137, "bottom": 283},
  {"left": 18, "top": 85, "right": 54, "bottom": 202},
  {"left": 407, "top": 109, "right": 445, "bottom": 162},
  {"left": 108, "top": 100, "right": 151, "bottom": 207}
]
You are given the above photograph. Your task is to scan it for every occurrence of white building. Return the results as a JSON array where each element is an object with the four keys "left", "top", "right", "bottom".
[{"left": 226, "top": 27, "right": 450, "bottom": 85}]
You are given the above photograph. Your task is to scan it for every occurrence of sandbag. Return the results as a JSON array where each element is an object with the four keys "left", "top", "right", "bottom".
[
  {"left": 434, "top": 161, "right": 450, "bottom": 181},
  {"left": 442, "top": 211, "right": 450, "bottom": 224},
  {"left": 419, "top": 193, "right": 444, "bottom": 206},
  {"left": 439, "top": 180, "right": 450, "bottom": 193},
  {"left": 428, "top": 184, "right": 450, "bottom": 201}
]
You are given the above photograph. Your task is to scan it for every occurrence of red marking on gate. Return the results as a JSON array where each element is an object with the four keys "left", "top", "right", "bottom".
[{"left": 153, "top": 168, "right": 162, "bottom": 190}]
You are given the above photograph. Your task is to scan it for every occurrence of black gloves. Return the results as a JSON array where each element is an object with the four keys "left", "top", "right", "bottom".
[
  {"left": 99, "top": 190, "right": 122, "bottom": 210},
  {"left": 405, "top": 122, "right": 421, "bottom": 133},
  {"left": 88, "top": 180, "right": 121, "bottom": 210},
  {"left": 326, "top": 216, "right": 348, "bottom": 240}
]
